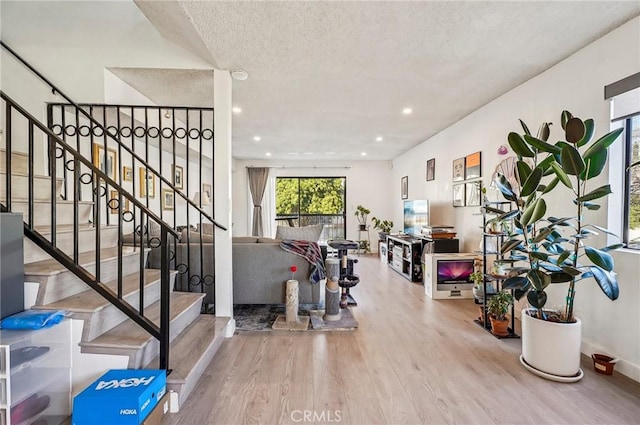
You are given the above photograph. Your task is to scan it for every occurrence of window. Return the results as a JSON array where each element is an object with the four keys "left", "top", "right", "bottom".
[
  {"left": 275, "top": 177, "right": 346, "bottom": 241},
  {"left": 624, "top": 115, "right": 640, "bottom": 249}
]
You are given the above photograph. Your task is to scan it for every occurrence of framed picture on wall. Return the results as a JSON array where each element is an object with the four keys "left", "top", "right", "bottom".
[
  {"left": 452, "top": 157, "right": 465, "bottom": 181},
  {"left": 161, "top": 189, "right": 174, "bottom": 210},
  {"left": 123, "top": 166, "right": 133, "bottom": 182},
  {"left": 465, "top": 181, "right": 482, "bottom": 207},
  {"left": 453, "top": 183, "right": 465, "bottom": 207},
  {"left": 465, "top": 151, "right": 482, "bottom": 179},
  {"left": 92, "top": 143, "right": 117, "bottom": 180},
  {"left": 139, "top": 168, "right": 156, "bottom": 198},
  {"left": 401, "top": 176, "right": 408, "bottom": 199},
  {"left": 202, "top": 183, "right": 212, "bottom": 201},
  {"left": 172, "top": 165, "right": 184, "bottom": 189},
  {"left": 426, "top": 158, "right": 435, "bottom": 181}
]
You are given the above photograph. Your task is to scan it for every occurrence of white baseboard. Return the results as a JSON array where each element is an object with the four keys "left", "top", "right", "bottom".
[
  {"left": 225, "top": 318, "right": 236, "bottom": 337},
  {"left": 582, "top": 338, "right": 640, "bottom": 382}
]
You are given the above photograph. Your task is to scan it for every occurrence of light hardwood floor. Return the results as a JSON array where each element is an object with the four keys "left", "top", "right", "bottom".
[{"left": 166, "top": 255, "right": 640, "bottom": 425}]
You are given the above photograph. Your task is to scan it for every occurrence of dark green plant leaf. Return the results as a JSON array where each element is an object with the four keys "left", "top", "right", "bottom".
[
  {"left": 542, "top": 177, "right": 560, "bottom": 194},
  {"left": 520, "top": 167, "right": 543, "bottom": 197},
  {"left": 565, "top": 117, "right": 585, "bottom": 143},
  {"left": 527, "top": 290, "right": 547, "bottom": 308},
  {"left": 547, "top": 217, "right": 575, "bottom": 227},
  {"left": 508, "top": 132, "right": 535, "bottom": 158},
  {"left": 521, "top": 198, "right": 546, "bottom": 227},
  {"left": 509, "top": 267, "right": 530, "bottom": 275},
  {"left": 577, "top": 184, "right": 612, "bottom": 202},
  {"left": 527, "top": 269, "right": 551, "bottom": 291},
  {"left": 583, "top": 127, "right": 624, "bottom": 158},
  {"left": 537, "top": 122, "right": 551, "bottom": 142},
  {"left": 545, "top": 243, "right": 565, "bottom": 255},
  {"left": 530, "top": 251, "right": 549, "bottom": 261},
  {"left": 586, "top": 224, "right": 621, "bottom": 239},
  {"left": 581, "top": 149, "right": 608, "bottom": 180},
  {"left": 524, "top": 135, "right": 561, "bottom": 154},
  {"left": 561, "top": 110, "right": 573, "bottom": 130},
  {"left": 602, "top": 243, "right": 624, "bottom": 252},
  {"left": 580, "top": 228, "right": 598, "bottom": 237},
  {"left": 495, "top": 174, "right": 517, "bottom": 201},
  {"left": 585, "top": 246, "right": 614, "bottom": 271},
  {"left": 498, "top": 209, "right": 520, "bottom": 221},
  {"left": 561, "top": 144, "right": 585, "bottom": 175},
  {"left": 501, "top": 239, "right": 524, "bottom": 253},
  {"left": 509, "top": 254, "right": 528, "bottom": 261},
  {"left": 540, "top": 263, "right": 563, "bottom": 272},
  {"left": 550, "top": 272, "right": 574, "bottom": 283},
  {"left": 589, "top": 266, "right": 619, "bottom": 301},
  {"left": 533, "top": 227, "right": 555, "bottom": 243},
  {"left": 538, "top": 155, "right": 557, "bottom": 175},
  {"left": 576, "top": 119, "right": 595, "bottom": 147},
  {"left": 503, "top": 276, "right": 528, "bottom": 290},
  {"left": 560, "top": 266, "right": 581, "bottom": 276},
  {"left": 557, "top": 250, "right": 571, "bottom": 264},
  {"left": 483, "top": 206, "right": 505, "bottom": 215},
  {"left": 516, "top": 160, "right": 532, "bottom": 186},
  {"left": 549, "top": 162, "right": 573, "bottom": 189},
  {"left": 514, "top": 288, "right": 528, "bottom": 301},
  {"left": 519, "top": 119, "right": 532, "bottom": 136},
  {"left": 583, "top": 202, "right": 601, "bottom": 211}
]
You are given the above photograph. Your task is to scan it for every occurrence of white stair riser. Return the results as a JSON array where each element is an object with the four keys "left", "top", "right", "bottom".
[
  {"left": 30, "top": 250, "right": 150, "bottom": 305},
  {"left": 81, "top": 274, "right": 176, "bottom": 342},
  {"left": 12, "top": 201, "right": 92, "bottom": 228},
  {"left": 24, "top": 226, "right": 119, "bottom": 264},
  {"left": 0, "top": 150, "right": 29, "bottom": 174},
  {"left": 0, "top": 173, "right": 63, "bottom": 200}
]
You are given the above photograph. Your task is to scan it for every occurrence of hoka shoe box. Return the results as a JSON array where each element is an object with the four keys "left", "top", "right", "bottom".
[{"left": 73, "top": 369, "right": 166, "bottom": 425}]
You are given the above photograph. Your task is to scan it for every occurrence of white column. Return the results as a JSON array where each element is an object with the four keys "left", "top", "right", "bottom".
[{"left": 213, "top": 69, "right": 235, "bottom": 336}]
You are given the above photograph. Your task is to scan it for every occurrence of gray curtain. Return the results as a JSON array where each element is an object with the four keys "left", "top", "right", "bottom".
[{"left": 248, "top": 167, "right": 270, "bottom": 236}]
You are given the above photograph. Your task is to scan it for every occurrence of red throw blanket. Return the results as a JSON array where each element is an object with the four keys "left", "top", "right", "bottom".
[{"left": 279, "top": 240, "right": 326, "bottom": 284}]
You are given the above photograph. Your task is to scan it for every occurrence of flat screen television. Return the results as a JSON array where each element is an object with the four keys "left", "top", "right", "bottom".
[
  {"left": 436, "top": 259, "right": 474, "bottom": 291},
  {"left": 403, "top": 200, "right": 429, "bottom": 235}
]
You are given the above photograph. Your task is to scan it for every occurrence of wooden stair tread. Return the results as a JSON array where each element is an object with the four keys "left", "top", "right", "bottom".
[
  {"left": 23, "top": 246, "right": 145, "bottom": 276},
  {"left": 0, "top": 170, "right": 63, "bottom": 179},
  {"left": 35, "top": 269, "right": 171, "bottom": 313},
  {"left": 33, "top": 224, "right": 115, "bottom": 234},
  {"left": 80, "top": 292, "right": 205, "bottom": 350},
  {"left": 148, "top": 315, "right": 228, "bottom": 384}
]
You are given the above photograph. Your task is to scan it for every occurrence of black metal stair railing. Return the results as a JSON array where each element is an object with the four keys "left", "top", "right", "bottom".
[
  {"left": 1, "top": 40, "right": 228, "bottom": 312},
  {"left": 47, "top": 102, "right": 220, "bottom": 310},
  {"left": 1, "top": 91, "right": 175, "bottom": 370}
]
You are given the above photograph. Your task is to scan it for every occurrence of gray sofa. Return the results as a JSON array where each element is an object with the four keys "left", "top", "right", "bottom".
[
  {"left": 232, "top": 224, "right": 324, "bottom": 304},
  {"left": 232, "top": 237, "right": 321, "bottom": 304}
]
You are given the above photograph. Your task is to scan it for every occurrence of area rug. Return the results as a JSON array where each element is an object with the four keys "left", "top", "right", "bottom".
[{"left": 234, "top": 304, "right": 358, "bottom": 332}]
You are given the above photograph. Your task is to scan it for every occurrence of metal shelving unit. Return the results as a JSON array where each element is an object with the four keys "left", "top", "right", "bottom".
[{"left": 474, "top": 201, "right": 520, "bottom": 339}]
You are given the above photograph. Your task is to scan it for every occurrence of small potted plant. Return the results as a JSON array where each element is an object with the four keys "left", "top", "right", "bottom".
[
  {"left": 354, "top": 205, "right": 370, "bottom": 231},
  {"left": 470, "top": 270, "right": 484, "bottom": 300},
  {"left": 486, "top": 291, "right": 514, "bottom": 337},
  {"left": 371, "top": 216, "right": 393, "bottom": 240}
]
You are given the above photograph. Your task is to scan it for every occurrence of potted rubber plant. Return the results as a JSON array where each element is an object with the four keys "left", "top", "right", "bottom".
[
  {"left": 494, "top": 110, "right": 623, "bottom": 380},
  {"left": 486, "top": 291, "right": 514, "bottom": 337},
  {"left": 354, "top": 205, "right": 370, "bottom": 231}
]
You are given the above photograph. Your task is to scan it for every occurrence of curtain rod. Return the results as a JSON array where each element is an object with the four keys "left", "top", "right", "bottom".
[{"left": 246, "top": 165, "right": 351, "bottom": 169}]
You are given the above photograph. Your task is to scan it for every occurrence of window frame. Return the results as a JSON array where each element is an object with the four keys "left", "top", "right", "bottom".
[{"left": 622, "top": 114, "right": 640, "bottom": 249}]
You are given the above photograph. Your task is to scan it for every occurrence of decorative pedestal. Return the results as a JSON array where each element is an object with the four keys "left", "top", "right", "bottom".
[{"left": 273, "top": 279, "right": 309, "bottom": 331}]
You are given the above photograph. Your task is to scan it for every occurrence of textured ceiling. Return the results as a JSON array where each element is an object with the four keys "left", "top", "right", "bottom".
[{"left": 132, "top": 0, "right": 640, "bottom": 161}]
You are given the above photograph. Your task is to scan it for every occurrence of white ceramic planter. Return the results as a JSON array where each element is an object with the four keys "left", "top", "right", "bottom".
[{"left": 521, "top": 309, "right": 582, "bottom": 378}]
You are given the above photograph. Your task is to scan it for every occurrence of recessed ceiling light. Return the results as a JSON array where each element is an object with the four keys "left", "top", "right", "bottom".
[
  {"left": 231, "top": 70, "right": 249, "bottom": 81},
  {"left": 376, "top": 136, "right": 383, "bottom": 142},
  {"left": 253, "top": 136, "right": 261, "bottom": 142},
  {"left": 265, "top": 152, "right": 272, "bottom": 157},
  {"left": 361, "top": 152, "right": 367, "bottom": 156},
  {"left": 402, "top": 107, "right": 413, "bottom": 115},
  {"left": 303, "top": 152, "right": 314, "bottom": 155},
  {"left": 232, "top": 106, "right": 242, "bottom": 114}
]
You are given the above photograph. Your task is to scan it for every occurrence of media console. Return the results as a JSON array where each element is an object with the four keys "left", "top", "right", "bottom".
[{"left": 386, "top": 234, "right": 459, "bottom": 282}]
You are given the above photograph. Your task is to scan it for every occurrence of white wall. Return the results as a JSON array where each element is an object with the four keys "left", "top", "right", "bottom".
[
  {"left": 393, "top": 17, "right": 640, "bottom": 380},
  {"left": 232, "top": 159, "right": 393, "bottom": 251}
]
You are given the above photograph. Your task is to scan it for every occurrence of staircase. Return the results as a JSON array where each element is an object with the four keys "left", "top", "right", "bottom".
[{"left": 0, "top": 40, "right": 230, "bottom": 410}]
